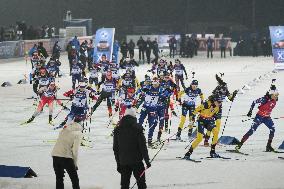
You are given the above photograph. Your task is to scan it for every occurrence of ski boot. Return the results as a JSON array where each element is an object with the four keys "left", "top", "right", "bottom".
[
  {"left": 266, "top": 144, "right": 275, "bottom": 152},
  {"left": 210, "top": 149, "right": 220, "bottom": 158},
  {"left": 148, "top": 138, "right": 153, "bottom": 147},
  {"left": 184, "top": 147, "right": 193, "bottom": 160},
  {"left": 235, "top": 141, "right": 243, "bottom": 152},
  {"left": 48, "top": 115, "right": 54, "bottom": 126},
  {"left": 157, "top": 131, "right": 162, "bottom": 142},
  {"left": 176, "top": 128, "right": 182, "bottom": 140},
  {"left": 26, "top": 116, "right": 35, "bottom": 123}
]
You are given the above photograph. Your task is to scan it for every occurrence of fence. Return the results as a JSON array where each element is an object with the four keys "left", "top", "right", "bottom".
[{"left": 0, "top": 36, "right": 93, "bottom": 59}]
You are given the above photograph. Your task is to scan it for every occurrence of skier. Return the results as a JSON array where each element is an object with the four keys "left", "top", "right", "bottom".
[
  {"left": 183, "top": 95, "right": 222, "bottom": 159},
  {"left": 235, "top": 86, "right": 279, "bottom": 152},
  {"left": 98, "top": 54, "right": 110, "bottom": 83},
  {"left": 58, "top": 82, "right": 96, "bottom": 128},
  {"left": 138, "top": 77, "right": 169, "bottom": 146},
  {"left": 118, "top": 69, "right": 140, "bottom": 95},
  {"left": 176, "top": 79, "right": 204, "bottom": 140},
  {"left": 88, "top": 63, "right": 100, "bottom": 90},
  {"left": 203, "top": 74, "right": 238, "bottom": 146},
  {"left": 159, "top": 72, "right": 177, "bottom": 132},
  {"left": 70, "top": 59, "right": 83, "bottom": 90},
  {"left": 91, "top": 71, "right": 117, "bottom": 117},
  {"left": 135, "top": 75, "right": 152, "bottom": 108},
  {"left": 115, "top": 87, "right": 137, "bottom": 121},
  {"left": 23, "top": 82, "right": 66, "bottom": 125},
  {"left": 173, "top": 59, "right": 188, "bottom": 100}
]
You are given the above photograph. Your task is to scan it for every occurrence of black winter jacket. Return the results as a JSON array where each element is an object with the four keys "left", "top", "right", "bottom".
[{"left": 113, "top": 115, "right": 150, "bottom": 166}]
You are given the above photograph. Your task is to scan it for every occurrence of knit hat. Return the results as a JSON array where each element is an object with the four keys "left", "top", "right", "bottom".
[{"left": 124, "top": 107, "right": 136, "bottom": 118}]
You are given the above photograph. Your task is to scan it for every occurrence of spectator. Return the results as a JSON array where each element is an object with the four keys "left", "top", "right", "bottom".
[
  {"left": 137, "top": 36, "right": 145, "bottom": 62},
  {"left": 145, "top": 37, "right": 152, "bottom": 64},
  {"left": 227, "top": 40, "right": 232, "bottom": 57},
  {"left": 193, "top": 36, "right": 199, "bottom": 56},
  {"left": 261, "top": 37, "right": 269, "bottom": 57},
  {"left": 113, "top": 108, "right": 151, "bottom": 189},
  {"left": 38, "top": 42, "right": 49, "bottom": 59},
  {"left": 169, "top": 36, "right": 177, "bottom": 58},
  {"left": 220, "top": 36, "right": 227, "bottom": 58},
  {"left": 206, "top": 36, "right": 214, "bottom": 58},
  {"left": 151, "top": 38, "right": 159, "bottom": 64},
  {"left": 51, "top": 117, "right": 83, "bottom": 189},
  {"left": 237, "top": 36, "right": 244, "bottom": 56},
  {"left": 128, "top": 39, "right": 135, "bottom": 59},
  {"left": 120, "top": 40, "right": 128, "bottom": 59}
]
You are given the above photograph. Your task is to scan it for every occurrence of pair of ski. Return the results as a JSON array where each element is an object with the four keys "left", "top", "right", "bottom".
[
  {"left": 176, "top": 155, "right": 231, "bottom": 163},
  {"left": 20, "top": 121, "right": 55, "bottom": 127},
  {"left": 226, "top": 149, "right": 284, "bottom": 156}
]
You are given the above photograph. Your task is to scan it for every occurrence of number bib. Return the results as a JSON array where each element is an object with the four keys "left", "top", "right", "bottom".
[
  {"left": 175, "top": 69, "right": 183, "bottom": 75},
  {"left": 39, "top": 78, "right": 50, "bottom": 86},
  {"left": 73, "top": 94, "right": 87, "bottom": 107},
  {"left": 183, "top": 95, "right": 196, "bottom": 105},
  {"left": 145, "top": 95, "right": 159, "bottom": 106}
]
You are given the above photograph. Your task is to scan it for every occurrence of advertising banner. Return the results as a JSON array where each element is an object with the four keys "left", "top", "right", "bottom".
[
  {"left": 269, "top": 26, "right": 284, "bottom": 69},
  {"left": 0, "top": 41, "right": 24, "bottom": 59},
  {"left": 93, "top": 28, "right": 115, "bottom": 63}
]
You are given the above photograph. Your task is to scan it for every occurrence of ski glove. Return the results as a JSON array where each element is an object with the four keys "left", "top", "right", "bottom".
[
  {"left": 146, "top": 161, "right": 151, "bottom": 168},
  {"left": 247, "top": 109, "right": 252, "bottom": 117},
  {"left": 231, "top": 90, "right": 238, "bottom": 101}
]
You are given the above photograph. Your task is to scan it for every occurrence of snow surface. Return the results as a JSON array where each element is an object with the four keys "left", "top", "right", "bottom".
[{"left": 0, "top": 52, "right": 284, "bottom": 189}]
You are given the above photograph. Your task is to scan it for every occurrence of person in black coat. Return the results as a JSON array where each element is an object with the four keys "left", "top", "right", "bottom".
[
  {"left": 137, "top": 36, "right": 145, "bottom": 61},
  {"left": 128, "top": 39, "right": 135, "bottom": 59},
  {"left": 120, "top": 40, "right": 128, "bottom": 59},
  {"left": 145, "top": 38, "right": 152, "bottom": 64},
  {"left": 151, "top": 38, "right": 159, "bottom": 64},
  {"left": 113, "top": 108, "right": 151, "bottom": 189}
]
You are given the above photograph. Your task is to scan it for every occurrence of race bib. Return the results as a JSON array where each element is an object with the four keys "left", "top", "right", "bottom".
[{"left": 145, "top": 95, "right": 159, "bottom": 106}]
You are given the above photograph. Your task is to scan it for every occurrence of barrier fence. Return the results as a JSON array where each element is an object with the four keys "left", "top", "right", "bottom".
[{"left": 0, "top": 36, "right": 93, "bottom": 59}]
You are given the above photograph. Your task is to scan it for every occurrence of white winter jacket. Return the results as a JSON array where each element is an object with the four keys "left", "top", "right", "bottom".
[{"left": 51, "top": 122, "right": 83, "bottom": 167}]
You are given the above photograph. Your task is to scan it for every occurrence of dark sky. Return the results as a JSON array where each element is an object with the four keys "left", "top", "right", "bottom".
[{"left": 1, "top": 0, "right": 284, "bottom": 34}]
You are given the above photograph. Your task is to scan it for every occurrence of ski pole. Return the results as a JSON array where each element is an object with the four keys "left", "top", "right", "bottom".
[
  {"left": 130, "top": 138, "right": 166, "bottom": 189},
  {"left": 54, "top": 100, "right": 70, "bottom": 119},
  {"left": 220, "top": 99, "right": 234, "bottom": 136},
  {"left": 242, "top": 116, "right": 284, "bottom": 123}
]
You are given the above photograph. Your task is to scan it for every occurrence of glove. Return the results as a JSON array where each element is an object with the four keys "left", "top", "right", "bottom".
[
  {"left": 186, "top": 77, "right": 188, "bottom": 80},
  {"left": 146, "top": 161, "right": 151, "bottom": 168},
  {"left": 247, "top": 109, "right": 252, "bottom": 117},
  {"left": 172, "top": 110, "right": 177, "bottom": 117},
  {"left": 69, "top": 94, "right": 74, "bottom": 100},
  {"left": 75, "top": 166, "right": 78, "bottom": 171},
  {"left": 62, "top": 105, "right": 69, "bottom": 110},
  {"left": 231, "top": 90, "right": 238, "bottom": 101},
  {"left": 117, "top": 164, "right": 121, "bottom": 173},
  {"left": 115, "top": 106, "right": 119, "bottom": 112}
]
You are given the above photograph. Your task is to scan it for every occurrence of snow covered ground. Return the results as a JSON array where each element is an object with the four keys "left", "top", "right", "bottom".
[{"left": 0, "top": 52, "right": 284, "bottom": 189}]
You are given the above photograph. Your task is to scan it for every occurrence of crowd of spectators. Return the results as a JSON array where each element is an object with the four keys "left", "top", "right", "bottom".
[{"left": 0, "top": 21, "right": 55, "bottom": 42}]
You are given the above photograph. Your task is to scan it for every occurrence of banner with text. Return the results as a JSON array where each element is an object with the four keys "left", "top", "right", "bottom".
[
  {"left": 269, "top": 26, "right": 284, "bottom": 69},
  {"left": 93, "top": 28, "right": 115, "bottom": 63}
]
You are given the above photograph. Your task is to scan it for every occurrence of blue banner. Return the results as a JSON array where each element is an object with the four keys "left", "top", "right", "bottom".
[
  {"left": 269, "top": 26, "right": 284, "bottom": 69},
  {"left": 93, "top": 28, "right": 115, "bottom": 63},
  {"left": 0, "top": 41, "right": 24, "bottom": 59}
]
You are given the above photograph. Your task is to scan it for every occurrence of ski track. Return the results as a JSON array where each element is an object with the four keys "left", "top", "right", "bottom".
[{"left": 1, "top": 52, "right": 284, "bottom": 189}]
